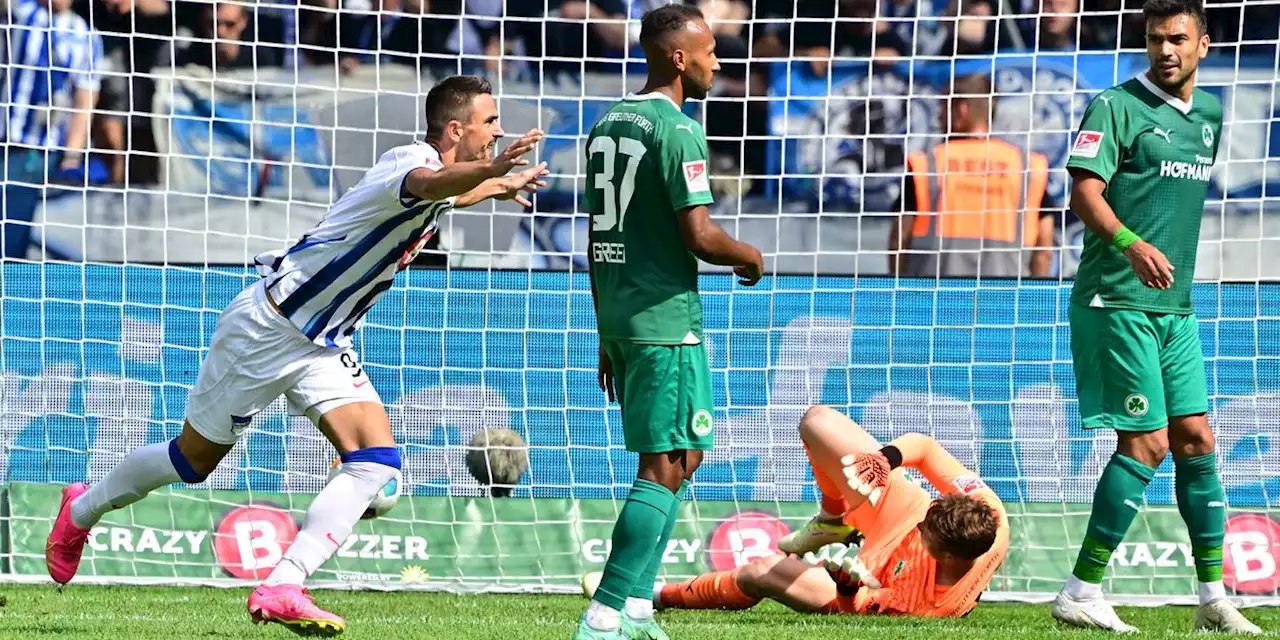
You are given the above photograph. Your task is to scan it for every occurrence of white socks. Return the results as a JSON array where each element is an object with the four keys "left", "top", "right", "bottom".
[
  {"left": 70, "top": 441, "right": 183, "bottom": 530},
  {"left": 625, "top": 596, "right": 654, "bottom": 621},
  {"left": 1063, "top": 575, "right": 1102, "bottom": 600},
  {"left": 264, "top": 461, "right": 398, "bottom": 586},
  {"left": 1066, "top": 576, "right": 1226, "bottom": 605},
  {"left": 1200, "top": 580, "right": 1227, "bottom": 605},
  {"left": 584, "top": 600, "right": 622, "bottom": 630}
]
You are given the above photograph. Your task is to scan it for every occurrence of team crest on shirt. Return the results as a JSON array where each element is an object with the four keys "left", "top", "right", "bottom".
[
  {"left": 683, "top": 161, "right": 710, "bottom": 193},
  {"left": 1070, "top": 131, "right": 1104, "bottom": 158},
  {"left": 230, "top": 414, "right": 252, "bottom": 435},
  {"left": 398, "top": 232, "right": 434, "bottom": 270},
  {"left": 1125, "top": 394, "right": 1149, "bottom": 417},
  {"left": 893, "top": 559, "right": 908, "bottom": 578},
  {"left": 691, "top": 409, "right": 714, "bottom": 437},
  {"left": 1202, "top": 123, "right": 1214, "bottom": 148}
]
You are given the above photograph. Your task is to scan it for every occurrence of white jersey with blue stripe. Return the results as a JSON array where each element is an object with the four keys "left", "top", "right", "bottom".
[
  {"left": 255, "top": 141, "right": 455, "bottom": 348},
  {"left": 2, "top": 0, "right": 102, "bottom": 147}
]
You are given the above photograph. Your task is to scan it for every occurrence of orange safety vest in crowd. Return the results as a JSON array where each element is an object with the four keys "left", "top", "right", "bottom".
[{"left": 904, "top": 137, "right": 1049, "bottom": 278}]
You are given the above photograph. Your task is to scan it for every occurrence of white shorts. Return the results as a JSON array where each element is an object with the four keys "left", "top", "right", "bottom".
[{"left": 185, "top": 281, "right": 382, "bottom": 445}]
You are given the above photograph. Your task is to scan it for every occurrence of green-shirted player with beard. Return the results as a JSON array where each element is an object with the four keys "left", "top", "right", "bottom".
[
  {"left": 574, "top": 4, "right": 764, "bottom": 640},
  {"left": 1051, "top": 0, "right": 1261, "bottom": 634}
]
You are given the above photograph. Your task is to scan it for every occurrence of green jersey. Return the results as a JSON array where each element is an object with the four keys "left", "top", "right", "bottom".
[
  {"left": 586, "top": 92, "right": 714, "bottom": 344},
  {"left": 1067, "top": 74, "right": 1222, "bottom": 314}
]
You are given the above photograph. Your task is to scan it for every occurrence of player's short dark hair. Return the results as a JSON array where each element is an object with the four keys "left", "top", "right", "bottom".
[
  {"left": 949, "top": 72, "right": 996, "bottom": 121},
  {"left": 1142, "top": 0, "right": 1207, "bottom": 37},
  {"left": 638, "top": 4, "right": 705, "bottom": 52},
  {"left": 924, "top": 494, "right": 999, "bottom": 561},
  {"left": 424, "top": 75, "right": 492, "bottom": 143}
]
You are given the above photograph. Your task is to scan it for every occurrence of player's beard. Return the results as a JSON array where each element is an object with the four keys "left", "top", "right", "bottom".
[
  {"left": 685, "top": 72, "right": 713, "bottom": 101},
  {"left": 1151, "top": 55, "right": 1196, "bottom": 94}
]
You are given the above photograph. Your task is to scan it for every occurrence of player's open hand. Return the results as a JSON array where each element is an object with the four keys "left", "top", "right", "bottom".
[
  {"left": 490, "top": 128, "right": 544, "bottom": 176},
  {"left": 597, "top": 344, "right": 616, "bottom": 402},
  {"left": 734, "top": 245, "right": 764, "bottom": 286},
  {"left": 841, "top": 452, "right": 890, "bottom": 506},
  {"left": 1123, "top": 239, "right": 1174, "bottom": 289},
  {"left": 495, "top": 163, "right": 550, "bottom": 208}
]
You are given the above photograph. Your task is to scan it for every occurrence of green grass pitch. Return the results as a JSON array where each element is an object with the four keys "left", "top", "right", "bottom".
[{"left": 1, "top": 585, "right": 1277, "bottom": 639}]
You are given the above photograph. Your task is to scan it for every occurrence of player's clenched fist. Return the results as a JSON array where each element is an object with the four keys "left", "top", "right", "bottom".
[
  {"left": 841, "top": 452, "right": 890, "bottom": 506},
  {"left": 733, "top": 245, "right": 764, "bottom": 286}
]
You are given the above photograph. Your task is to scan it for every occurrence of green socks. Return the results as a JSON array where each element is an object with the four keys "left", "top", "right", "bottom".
[
  {"left": 594, "top": 479, "right": 676, "bottom": 610},
  {"left": 630, "top": 480, "right": 689, "bottom": 600},
  {"left": 1072, "top": 453, "right": 1157, "bottom": 583},
  {"left": 1176, "top": 453, "right": 1226, "bottom": 583}
]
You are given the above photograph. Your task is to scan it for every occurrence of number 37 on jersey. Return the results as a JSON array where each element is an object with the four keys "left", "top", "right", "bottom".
[{"left": 584, "top": 96, "right": 715, "bottom": 267}]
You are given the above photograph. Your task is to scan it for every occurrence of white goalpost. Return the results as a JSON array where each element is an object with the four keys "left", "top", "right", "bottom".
[{"left": 2, "top": 0, "right": 1280, "bottom": 605}]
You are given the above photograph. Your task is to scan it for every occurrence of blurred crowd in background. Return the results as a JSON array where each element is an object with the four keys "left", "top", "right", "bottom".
[{"left": 3, "top": 0, "right": 1275, "bottom": 187}]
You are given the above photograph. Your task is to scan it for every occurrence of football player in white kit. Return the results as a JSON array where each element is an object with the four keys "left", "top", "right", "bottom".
[{"left": 46, "top": 75, "right": 548, "bottom": 636}]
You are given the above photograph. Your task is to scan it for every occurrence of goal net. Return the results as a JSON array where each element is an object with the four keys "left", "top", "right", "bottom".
[{"left": 3, "top": 0, "right": 1280, "bottom": 604}]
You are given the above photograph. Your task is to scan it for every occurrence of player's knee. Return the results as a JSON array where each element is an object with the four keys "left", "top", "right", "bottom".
[
  {"left": 737, "top": 554, "right": 780, "bottom": 588},
  {"left": 168, "top": 438, "right": 215, "bottom": 483},
  {"left": 1117, "top": 430, "right": 1170, "bottom": 468},
  {"left": 799, "top": 405, "right": 838, "bottom": 442},
  {"left": 1170, "top": 418, "right": 1215, "bottom": 458},
  {"left": 339, "top": 446, "right": 402, "bottom": 471}
]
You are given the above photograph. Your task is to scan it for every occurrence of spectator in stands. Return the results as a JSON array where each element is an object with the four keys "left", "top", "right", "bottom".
[
  {"left": 896, "top": 0, "right": 996, "bottom": 57},
  {"left": 889, "top": 73, "right": 1055, "bottom": 279},
  {"left": 2, "top": 0, "right": 103, "bottom": 257},
  {"left": 338, "top": 0, "right": 439, "bottom": 75},
  {"left": 75, "top": 0, "right": 172, "bottom": 185},
  {"left": 442, "top": 0, "right": 505, "bottom": 76},
  {"left": 297, "top": 0, "right": 335, "bottom": 65},
  {"left": 172, "top": 1, "right": 254, "bottom": 69},
  {"left": 791, "top": 0, "right": 911, "bottom": 77},
  {"left": 1023, "top": 0, "right": 1110, "bottom": 51}
]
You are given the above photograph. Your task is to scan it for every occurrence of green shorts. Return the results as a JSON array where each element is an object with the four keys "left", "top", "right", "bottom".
[
  {"left": 1069, "top": 304, "right": 1208, "bottom": 431},
  {"left": 602, "top": 339, "right": 715, "bottom": 453}
]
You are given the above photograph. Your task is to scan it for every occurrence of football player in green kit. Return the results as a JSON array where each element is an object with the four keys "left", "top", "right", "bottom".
[
  {"left": 573, "top": 4, "right": 764, "bottom": 640},
  {"left": 1051, "top": 0, "right": 1260, "bottom": 634}
]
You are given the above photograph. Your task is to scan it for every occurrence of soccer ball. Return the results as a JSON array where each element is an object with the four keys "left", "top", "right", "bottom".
[
  {"left": 327, "top": 457, "right": 401, "bottom": 520},
  {"left": 464, "top": 428, "right": 530, "bottom": 497}
]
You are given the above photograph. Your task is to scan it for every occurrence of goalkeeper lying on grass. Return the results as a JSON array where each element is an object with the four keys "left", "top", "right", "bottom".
[{"left": 586, "top": 406, "right": 1008, "bottom": 618}]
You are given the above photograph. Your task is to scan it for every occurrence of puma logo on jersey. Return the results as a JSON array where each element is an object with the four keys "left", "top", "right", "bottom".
[
  {"left": 1098, "top": 95, "right": 1112, "bottom": 104},
  {"left": 674, "top": 124, "right": 694, "bottom": 134},
  {"left": 1123, "top": 499, "right": 1142, "bottom": 511},
  {"left": 1152, "top": 127, "right": 1172, "bottom": 144}
]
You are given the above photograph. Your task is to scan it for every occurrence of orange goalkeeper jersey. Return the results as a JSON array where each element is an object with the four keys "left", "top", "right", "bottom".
[{"left": 841, "top": 434, "right": 1010, "bottom": 617}]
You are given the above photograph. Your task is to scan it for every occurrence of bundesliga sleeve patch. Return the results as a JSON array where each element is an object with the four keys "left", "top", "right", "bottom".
[
  {"left": 953, "top": 475, "right": 989, "bottom": 495},
  {"left": 683, "top": 160, "right": 710, "bottom": 193},
  {"left": 1070, "top": 131, "right": 1104, "bottom": 158}
]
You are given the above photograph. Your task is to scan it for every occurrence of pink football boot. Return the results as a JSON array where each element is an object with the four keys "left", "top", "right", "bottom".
[
  {"left": 45, "top": 482, "right": 91, "bottom": 585},
  {"left": 248, "top": 583, "right": 347, "bottom": 637}
]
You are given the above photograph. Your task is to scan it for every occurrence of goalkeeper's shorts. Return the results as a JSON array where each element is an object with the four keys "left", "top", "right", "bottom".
[
  {"left": 1069, "top": 304, "right": 1208, "bottom": 431},
  {"left": 601, "top": 339, "right": 714, "bottom": 453},
  {"left": 185, "top": 281, "right": 383, "bottom": 444}
]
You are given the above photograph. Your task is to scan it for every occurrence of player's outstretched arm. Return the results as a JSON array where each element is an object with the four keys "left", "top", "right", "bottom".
[
  {"left": 1070, "top": 171, "right": 1173, "bottom": 289},
  {"left": 844, "top": 432, "right": 988, "bottom": 502},
  {"left": 403, "top": 128, "right": 544, "bottom": 203},
  {"left": 453, "top": 163, "right": 551, "bottom": 208},
  {"left": 676, "top": 205, "right": 764, "bottom": 286}
]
